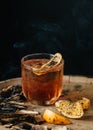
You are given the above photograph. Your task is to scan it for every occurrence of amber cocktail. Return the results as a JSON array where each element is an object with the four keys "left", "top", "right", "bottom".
[{"left": 21, "top": 53, "right": 64, "bottom": 105}]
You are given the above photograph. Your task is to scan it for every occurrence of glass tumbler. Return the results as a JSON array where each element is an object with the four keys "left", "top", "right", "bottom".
[{"left": 21, "top": 53, "right": 64, "bottom": 105}]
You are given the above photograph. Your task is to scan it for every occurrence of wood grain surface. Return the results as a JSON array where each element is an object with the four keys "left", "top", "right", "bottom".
[{"left": 0, "top": 75, "right": 93, "bottom": 130}]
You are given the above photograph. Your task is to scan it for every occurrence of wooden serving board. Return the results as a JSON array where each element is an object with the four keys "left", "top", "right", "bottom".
[{"left": 0, "top": 75, "right": 93, "bottom": 130}]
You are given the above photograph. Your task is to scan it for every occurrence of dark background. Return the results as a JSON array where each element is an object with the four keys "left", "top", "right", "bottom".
[{"left": 0, "top": 0, "right": 93, "bottom": 81}]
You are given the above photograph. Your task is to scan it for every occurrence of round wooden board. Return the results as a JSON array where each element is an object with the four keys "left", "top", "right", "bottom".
[{"left": 0, "top": 75, "right": 93, "bottom": 130}]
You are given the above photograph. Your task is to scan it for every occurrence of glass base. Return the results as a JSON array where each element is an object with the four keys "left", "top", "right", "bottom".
[{"left": 28, "top": 96, "right": 60, "bottom": 106}]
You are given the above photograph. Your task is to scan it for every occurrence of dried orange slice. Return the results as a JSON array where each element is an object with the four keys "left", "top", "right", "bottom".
[
  {"left": 42, "top": 109, "right": 71, "bottom": 125},
  {"left": 55, "top": 100, "right": 84, "bottom": 119},
  {"left": 32, "top": 53, "right": 62, "bottom": 75},
  {"left": 41, "top": 53, "right": 62, "bottom": 69},
  {"left": 77, "top": 97, "right": 90, "bottom": 110}
]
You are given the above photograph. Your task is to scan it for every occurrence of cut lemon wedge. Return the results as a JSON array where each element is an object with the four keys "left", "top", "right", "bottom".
[
  {"left": 32, "top": 53, "right": 62, "bottom": 75},
  {"left": 42, "top": 109, "right": 71, "bottom": 125},
  {"left": 55, "top": 100, "right": 84, "bottom": 119}
]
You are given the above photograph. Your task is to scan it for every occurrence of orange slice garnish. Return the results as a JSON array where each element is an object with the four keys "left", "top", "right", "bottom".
[{"left": 32, "top": 53, "right": 62, "bottom": 75}]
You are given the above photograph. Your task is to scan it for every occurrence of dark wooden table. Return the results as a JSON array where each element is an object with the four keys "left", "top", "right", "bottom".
[{"left": 0, "top": 75, "right": 93, "bottom": 130}]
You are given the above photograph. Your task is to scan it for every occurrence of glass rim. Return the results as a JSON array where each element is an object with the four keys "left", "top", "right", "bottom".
[{"left": 21, "top": 53, "right": 64, "bottom": 70}]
